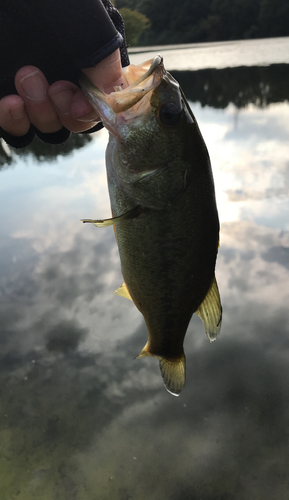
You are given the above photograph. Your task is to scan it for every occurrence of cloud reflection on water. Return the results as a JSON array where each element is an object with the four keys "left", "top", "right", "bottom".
[
  {"left": 1, "top": 224, "right": 289, "bottom": 500},
  {"left": 192, "top": 102, "right": 289, "bottom": 228},
  {"left": 1, "top": 189, "right": 289, "bottom": 499},
  {"left": 0, "top": 61, "right": 289, "bottom": 498}
]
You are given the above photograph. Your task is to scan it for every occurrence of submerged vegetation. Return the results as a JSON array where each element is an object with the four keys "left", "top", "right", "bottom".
[{"left": 116, "top": 0, "right": 289, "bottom": 45}]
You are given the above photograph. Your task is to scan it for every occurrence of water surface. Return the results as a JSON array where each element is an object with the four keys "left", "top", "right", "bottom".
[
  {"left": 129, "top": 36, "right": 289, "bottom": 69},
  {"left": 0, "top": 38, "right": 289, "bottom": 499}
]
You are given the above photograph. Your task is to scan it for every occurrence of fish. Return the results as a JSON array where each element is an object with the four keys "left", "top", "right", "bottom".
[{"left": 80, "top": 55, "right": 222, "bottom": 396}]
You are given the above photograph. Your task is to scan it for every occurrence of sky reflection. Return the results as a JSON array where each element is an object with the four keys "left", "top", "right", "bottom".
[
  {"left": 129, "top": 36, "right": 289, "bottom": 70},
  {"left": 192, "top": 102, "right": 289, "bottom": 228},
  {"left": 0, "top": 56, "right": 289, "bottom": 499}
]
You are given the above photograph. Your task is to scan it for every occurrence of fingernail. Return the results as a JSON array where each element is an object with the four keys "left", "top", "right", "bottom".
[
  {"left": 19, "top": 71, "right": 47, "bottom": 100},
  {"left": 10, "top": 102, "right": 25, "bottom": 120},
  {"left": 49, "top": 88, "right": 74, "bottom": 115},
  {"left": 75, "top": 112, "right": 100, "bottom": 123}
]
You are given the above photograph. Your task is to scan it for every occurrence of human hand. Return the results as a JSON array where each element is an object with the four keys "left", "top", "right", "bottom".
[{"left": 0, "top": 50, "right": 127, "bottom": 137}]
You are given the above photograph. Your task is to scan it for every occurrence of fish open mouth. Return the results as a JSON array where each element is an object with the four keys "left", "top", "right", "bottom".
[{"left": 79, "top": 55, "right": 165, "bottom": 115}]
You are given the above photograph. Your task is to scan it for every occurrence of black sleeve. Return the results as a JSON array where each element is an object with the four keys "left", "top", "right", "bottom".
[{"left": 0, "top": 0, "right": 129, "bottom": 148}]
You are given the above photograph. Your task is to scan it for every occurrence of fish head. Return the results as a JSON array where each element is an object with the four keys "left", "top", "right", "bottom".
[{"left": 80, "top": 56, "right": 204, "bottom": 209}]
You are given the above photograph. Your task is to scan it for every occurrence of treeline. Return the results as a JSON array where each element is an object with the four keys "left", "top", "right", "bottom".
[{"left": 116, "top": 0, "right": 289, "bottom": 46}]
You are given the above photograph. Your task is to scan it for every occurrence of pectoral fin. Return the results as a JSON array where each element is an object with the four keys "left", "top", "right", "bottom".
[
  {"left": 114, "top": 282, "right": 132, "bottom": 301},
  {"left": 81, "top": 205, "right": 142, "bottom": 228},
  {"left": 137, "top": 342, "right": 186, "bottom": 396},
  {"left": 196, "top": 276, "right": 222, "bottom": 342}
]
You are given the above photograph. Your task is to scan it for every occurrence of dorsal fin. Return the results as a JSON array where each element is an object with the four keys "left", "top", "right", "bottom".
[
  {"left": 114, "top": 282, "right": 132, "bottom": 301},
  {"left": 196, "top": 275, "right": 222, "bottom": 342}
]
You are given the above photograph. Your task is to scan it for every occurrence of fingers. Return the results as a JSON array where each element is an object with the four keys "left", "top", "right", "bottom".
[
  {"left": 0, "top": 72, "right": 100, "bottom": 137},
  {"left": 0, "top": 94, "right": 30, "bottom": 136},
  {"left": 48, "top": 81, "right": 100, "bottom": 133},
  {"left": 41, "top": 50, "right": 128, "bottom": 133},
  {"left": 15, "top": 66, "right": 63, "bottom": 133},
  {"left": 15, "top": 66, "right": 99, "bottom": 134},
  {"left": 0, "top": 49, "right": 128, "bottom": 140},
  {"left": 2, "top": 66, "right": 99, "bottom": 136}
]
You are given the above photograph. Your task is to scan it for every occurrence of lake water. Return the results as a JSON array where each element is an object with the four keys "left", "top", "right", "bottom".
[
  {"left": 129, "top": 36, "right": 289, "bottom": 69},
  {"left": 0, "top": 37, "right": 289, "bottom": 499}
]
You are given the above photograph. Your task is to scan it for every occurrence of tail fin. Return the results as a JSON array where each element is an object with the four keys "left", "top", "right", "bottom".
[
  {"left": 159, "top": 355, "right": 186, "bottom": 396},
  {"left": 137, "top": 343, "right": 186, "bottom": 396}
]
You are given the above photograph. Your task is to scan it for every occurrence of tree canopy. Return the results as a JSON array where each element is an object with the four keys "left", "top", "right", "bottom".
[
  {"left": 119, "top": 8, "right": 150, "bottom": 46},
  {"left": 116, "top": 0, "right": 289, "bottom": 45}
]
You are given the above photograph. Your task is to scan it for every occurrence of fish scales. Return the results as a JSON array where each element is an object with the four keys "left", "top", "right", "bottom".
[
  {"left": 80, "top": 55, "right": 222, "bottom": 396},
  {"left": 107, "top": 139, "right": 219, "bottom": 353}
]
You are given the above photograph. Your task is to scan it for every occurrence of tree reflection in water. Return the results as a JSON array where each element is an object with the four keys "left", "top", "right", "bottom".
[
  {"left": 0, "top": 132, "right": 92, "bottom": 169},
  {"left": 171, "top": 63, "right": 289, "bottom": 108}
]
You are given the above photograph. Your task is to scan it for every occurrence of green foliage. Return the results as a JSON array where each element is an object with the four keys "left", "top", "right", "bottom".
[
  {"left": 257, "top": 0, "right": 289, "bottom": 37},
  {"left": 119, "top": 7, "right": 150, "bottom": 46},
  {"left": 117, "top": 0, "right": 289, "bottom": 45}
]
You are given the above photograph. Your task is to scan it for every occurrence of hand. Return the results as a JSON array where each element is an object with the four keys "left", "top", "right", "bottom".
[{"left": 0, "top": 50, "right": 127, "bottom": 137}]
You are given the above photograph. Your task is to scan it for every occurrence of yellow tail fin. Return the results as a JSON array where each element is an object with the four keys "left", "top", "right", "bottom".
[
  {"left": 159, "top": 355, "right": 186, "bottom": 396},
  {"left": 137, "top": 343, "right": 186, "bottom": 396}
]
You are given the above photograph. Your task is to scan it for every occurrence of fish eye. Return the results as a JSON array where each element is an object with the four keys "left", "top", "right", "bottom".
[{"left": 159, "top": 103, "right": 182, "bottom": 126}]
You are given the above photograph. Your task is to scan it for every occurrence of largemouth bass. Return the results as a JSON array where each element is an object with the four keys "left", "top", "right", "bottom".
[{"left": 80, "top": 55, "right": 222, "bottom": 396}]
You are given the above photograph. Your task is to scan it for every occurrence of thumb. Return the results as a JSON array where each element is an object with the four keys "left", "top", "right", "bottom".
[{"left": 82, "top": 49, "right": 128, "bottom": 94}]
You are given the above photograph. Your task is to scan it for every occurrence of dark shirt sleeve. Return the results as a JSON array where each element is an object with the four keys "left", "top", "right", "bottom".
[{"left": 0, "top": 0, "right": 129, "bottom": 148}]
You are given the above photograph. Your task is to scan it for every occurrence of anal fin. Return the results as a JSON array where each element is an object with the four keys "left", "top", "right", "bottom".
[
  {"left": 196, "top": 275, "right": 222, "bottom": 342},
  {"left": 114, "top": 282, "right": 132, "bottom": 301}
]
